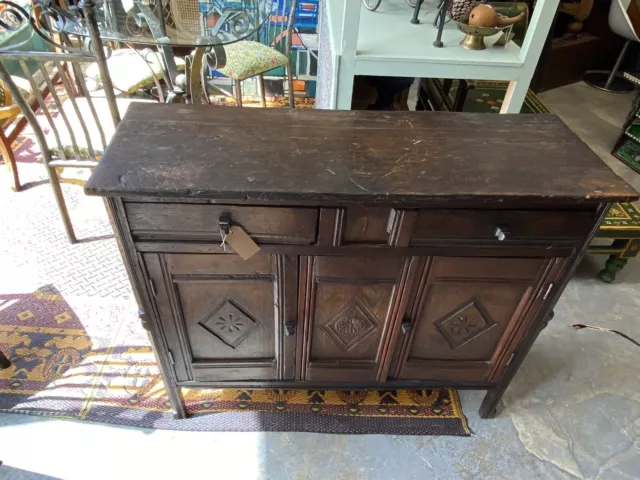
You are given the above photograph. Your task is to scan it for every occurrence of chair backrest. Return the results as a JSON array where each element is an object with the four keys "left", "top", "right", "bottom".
[
  {"left": 168, "top": 0, "right": 201, "bottom": 41},
  {"left": 169, "top": 0, "right": 300, "bottom": 55},
  {"left": 0, "top": 0, "right": 121, "bottom": 164},
  {"left": 259, "top": 0, "right": 299, "bottom": 56}
]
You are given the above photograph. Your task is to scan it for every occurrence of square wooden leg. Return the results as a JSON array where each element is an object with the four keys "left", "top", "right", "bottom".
[
  {"left": 479, "top": 311, "right": 554, "bottom": 418},
  {"left": 0, "top": 130, "right": 20, "bottom": 192},
  {"left": 479, "top": 388, "right": 502, "bottom": 419},
  {"left": 257, "top": 74, "right": 266, "bottom": 108},
  {"left": 141, "top": 310, "right": 187, "bottom": 419},
  {"left": 235, "top": 79, "right": 243, "bottom": 107}
]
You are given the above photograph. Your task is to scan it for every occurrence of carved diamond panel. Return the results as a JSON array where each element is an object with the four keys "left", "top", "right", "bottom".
[
  {"left": 199, "top": 297, "right": 260, "bottom": 349},
  {"left": 435, "top": 299, "right": 496, "bottom": 349},
  {"left": 322, "top": 299, "right": 379, "bottom": 351}
]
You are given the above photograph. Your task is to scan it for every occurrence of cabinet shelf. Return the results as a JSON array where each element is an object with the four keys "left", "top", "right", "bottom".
[
  {"left": 353, "top": 0, "right": 523, "bottom": 78},
  {"left": 321, "top": 0, "right": 559, "bottom": 111}
]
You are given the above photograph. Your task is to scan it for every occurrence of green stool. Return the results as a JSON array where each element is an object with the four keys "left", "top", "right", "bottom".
[{"left": 589, "top": 203, "right": 640, "bottom": 282}]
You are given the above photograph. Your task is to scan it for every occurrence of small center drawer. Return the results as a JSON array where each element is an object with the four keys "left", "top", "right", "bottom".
[
  {"left": 125, "top": 203, "right": 319, "bottom": 244},
  {"left": 410, "top": 209, "right": 597, "bottom": 245}
]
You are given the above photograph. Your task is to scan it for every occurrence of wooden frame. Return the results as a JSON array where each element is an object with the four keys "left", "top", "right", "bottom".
[
  {"left": 84, "top": 106, "right": 638, "bottom": 420},
  {"left": 101, "top": 196, "right": 610, "bottom": 420},
  {"left": 0, "top": 70, "right": 64, "bottom": 191},
  {"left": 0, "top": 3, "right": 121, "bottom": 243},
  {"left": 228, "top": 0, "right": 299, "bottom": 108}
]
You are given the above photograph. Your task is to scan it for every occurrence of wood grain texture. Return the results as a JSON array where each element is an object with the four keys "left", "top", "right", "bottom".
[
  {"left": 105, "top": 199, "right": 187, "bottom": 418},
  {"left": 342, "top": 206, "right": 392, "bottom": 244},
  {"left": 91, "top": 107, "right": 638, "bottom": 419},
  {"left": 125, "top": 203, "right": 318, "bottom": 244},
  {"left": 134, "top": 242, "right": 576, "bottom": 258},
  {"left": 392, "top": 257, "right": 551, "bottom": 383},
  {"left": 144, "top": 253, "right": 297, "bottom": 382},
  {"left": 85, "top": 105, "right": 638, "bottom": 204},
  {"left": 410, "top": 209, "right": 597, "bottom": 244},
  {"left": 300, "top": 256, "right": 406, "bottom": 382}
]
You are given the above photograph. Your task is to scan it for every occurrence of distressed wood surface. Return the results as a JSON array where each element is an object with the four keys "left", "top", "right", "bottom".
[{"left": 85, "top": 104, "right": 638, "bottom": 204}]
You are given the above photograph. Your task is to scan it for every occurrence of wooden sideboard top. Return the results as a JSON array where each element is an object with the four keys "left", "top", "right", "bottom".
[{"left": 85, "top": 104, "right": 638, "bottom": 204}]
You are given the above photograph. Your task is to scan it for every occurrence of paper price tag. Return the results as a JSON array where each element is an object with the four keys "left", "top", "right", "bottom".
[{"left": 226, "top": 226, "right": 261, "bottom": 260}]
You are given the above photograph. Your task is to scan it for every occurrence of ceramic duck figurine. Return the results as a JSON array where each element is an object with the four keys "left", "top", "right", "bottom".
[{"left": 468, "top": 4, "right": 524, "bottom": 28}]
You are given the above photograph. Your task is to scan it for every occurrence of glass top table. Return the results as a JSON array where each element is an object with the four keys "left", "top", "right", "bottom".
[
  {"left": 17, "top": 0, "right": 273, "bottom": 103},
  {"left": 48, "top": 0, "right": 272, "bottom": 48}
]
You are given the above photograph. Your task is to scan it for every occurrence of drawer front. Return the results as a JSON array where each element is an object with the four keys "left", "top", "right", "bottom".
[
  {"left": 410, "top": 209, "right": 597, "bottom": 245},
  {"left": 342, "top": 206, "right": 393, "bottom": 245},
  {"left": 126, "top": 203, "right": 318, "bottom": 244}
]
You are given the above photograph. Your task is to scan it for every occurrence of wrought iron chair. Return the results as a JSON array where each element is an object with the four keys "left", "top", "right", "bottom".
[
  {"left": 0, "top": 77, "right": 26, "bottom": 191},
  {"left": 85, "top": 47, "right": 184, "bottom": 103},
  {"left": 0, "top": 0, "right": 122, "bottom": 243},
  {"left": 222, "top": 0, "right": 298, "bottom": 107},
  {"left": 177, "top": 0, "right": 299, "bottom": 107}
]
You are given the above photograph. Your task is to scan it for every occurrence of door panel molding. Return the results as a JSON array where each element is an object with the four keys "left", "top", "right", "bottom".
[
  {"left": 298, "top": 255, "right": 418, "bottom": 383},
  {"left": 392, "top": 256, "right": 559, "bottom": 383},
  {"left": 143, "top": 253, "right": 297, "bottom": 383}
]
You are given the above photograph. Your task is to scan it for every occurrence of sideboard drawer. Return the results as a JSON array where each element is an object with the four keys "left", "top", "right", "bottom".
[
  {"left": 410, "top": 209, "right": 597, "bottom": 245},
  {"left": 125, "top": 203, "right": 319, "bottom": 244},
  {"left": 341, "top": 206, "right": 393, "bottom": 245}
]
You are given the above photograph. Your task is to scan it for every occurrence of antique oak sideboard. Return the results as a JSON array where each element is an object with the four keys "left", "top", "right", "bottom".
[{"left": 85, "top": 105, "right": 638, "bottom": 419}]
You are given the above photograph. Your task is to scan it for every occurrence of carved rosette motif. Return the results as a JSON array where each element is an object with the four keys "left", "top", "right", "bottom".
[
  {"left": 334, "top": 316, "right": 368, "bottom": 335},
  {"left": 199, "top": 297, "right": 260, "bottom": 349},
  {"left": 435, "top": 299, "right": 496, "bottom": 349},
  {"left": 322, "top": 299, "right": 379, "bottom": 351}
]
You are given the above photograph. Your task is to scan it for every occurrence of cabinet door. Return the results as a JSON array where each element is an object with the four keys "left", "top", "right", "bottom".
[
  {"left": 143, "top": 253, "right": 297, "bottom": 383},
  {"left": 298, "top": 256, "right": 415, "bottom": 383},
  {"left": 391, "top": 257, "right": 558, "bottom": 383}
]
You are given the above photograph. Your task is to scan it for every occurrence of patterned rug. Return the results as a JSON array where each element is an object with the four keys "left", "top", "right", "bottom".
[
  {"left": 450, "top": 80, "right": 551, "bottom": 114},
  {"left": 210, "top": 93, "right": 315, "bottom": 109},
  {"left": 613, "top": 136, "right": 640, "bottom": 174},
  {"left": 612, "top": 91, "right": 640, "bottom": 174},
  {"left": 0, "top": 285, "right": 470, "bottom": 435}
]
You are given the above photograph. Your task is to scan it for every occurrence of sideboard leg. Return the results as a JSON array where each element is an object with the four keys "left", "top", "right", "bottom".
[
  {"left": 141, "top": 310, "right": 188, "bottom": 419},
  {"left": 152, "top": 342, "right": 187, "bottom": 419},
  {"left": 479, "top": 388, "right": 502, "bottom": 419},
  {"left": 154, "top": 349, "right": 187, "bottom": 419},
  {"left": 161, "top": 364, "right": 187, "bottom": 419},
  {"left": 170, "top": 390, "right": 187, "bottom": 420},
  {"left": 478, "top": 310, "right": 555, "bottom": 419}
]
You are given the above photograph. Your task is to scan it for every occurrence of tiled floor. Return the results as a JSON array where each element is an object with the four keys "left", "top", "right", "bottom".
[{"left": 0, "top": 82, "right": 639, "bottom": 480}]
